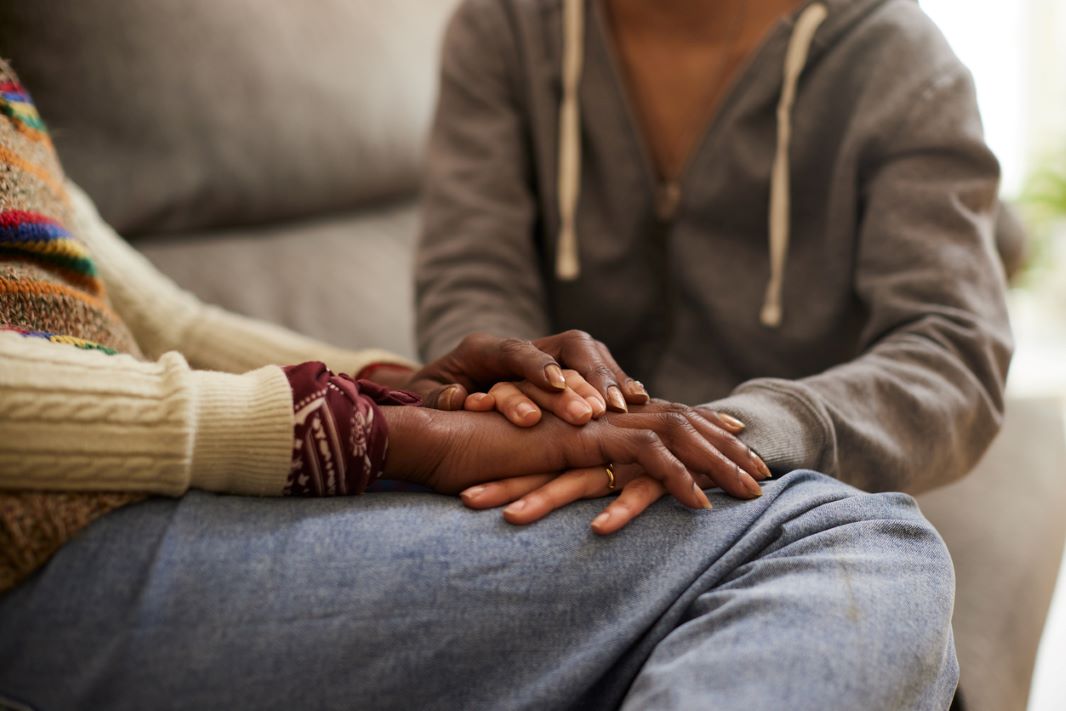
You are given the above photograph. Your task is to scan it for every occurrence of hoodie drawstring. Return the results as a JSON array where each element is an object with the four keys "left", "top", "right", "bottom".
[
  {"left": 555, "top": 1, "right": 829, "bottom": 327},
  {"left": 761, "top": 2, "right": 828, "bottom": 327},
  {"left": 556, "top": 0, "right": 585, "bottom": 281}
]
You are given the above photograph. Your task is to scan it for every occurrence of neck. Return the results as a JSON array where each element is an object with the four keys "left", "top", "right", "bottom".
[{"left": 605, "top": 0, "right": 802, "bottom": 44}]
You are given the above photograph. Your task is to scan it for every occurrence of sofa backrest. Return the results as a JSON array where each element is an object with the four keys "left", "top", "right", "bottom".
[{"left": 0, "top": 0, "right": 460, "bottom": 237}]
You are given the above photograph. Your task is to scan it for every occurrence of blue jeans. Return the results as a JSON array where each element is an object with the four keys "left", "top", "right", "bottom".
[{"left": 0, "top": 471, "right": 958, "bottom": 710}]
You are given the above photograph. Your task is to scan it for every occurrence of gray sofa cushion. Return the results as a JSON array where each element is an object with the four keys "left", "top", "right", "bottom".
[
  {"left": 0, "top": 0, "right": 457, "bottom": 236},
  {"left": 136, "top": 201, "right": 420, "bottom": 360}
]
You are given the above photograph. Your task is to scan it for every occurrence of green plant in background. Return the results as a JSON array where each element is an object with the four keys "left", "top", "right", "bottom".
[{"left": 1017, "top": 149, "right": 1066, "bottom": 290}]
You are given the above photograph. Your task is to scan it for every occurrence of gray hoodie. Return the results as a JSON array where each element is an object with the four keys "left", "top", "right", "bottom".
[{"left": 416, "top": 0, "right": 1014, "bottom": 494}]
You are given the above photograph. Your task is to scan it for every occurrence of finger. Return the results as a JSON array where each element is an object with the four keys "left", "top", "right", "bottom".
[
  {"left": 590, "top": 475, "right": 667, "bottom": 535},
  {"left": 463, "top": 392, "right": 496, "bottom": 412},
  {"left": 487, "top": 381, "right": 543, "bottom": 426},
  {"left": 595, "top": 341, "right": 649, "bottom": 406},
  {"left": 417, "top": 382, "right": 468, "bottom": 411},
  {"left": 502, "top": 465, "right": 640, "bottom": 525},
  {"left": 510, "top": 379, "right": 595, "bottom": 426},
  {"left": 459, "top": 473, "right": 555, "bottom": 510},
  {"left": 687, "top": 410, "right": 772, "bottom": 481},
  {"left": 659, "top": 410, "right": 764, "bottom": 498},
  {"left": 694, "top": 472, "right": 715, "bottom": 489},
  {"left": 598, "top": 425, "right": 711, "bottom": 510},
  {"left": 697, "top": 407, "right": 747, "bottom": 435},
  {"left": 480, "top": 336, "right": 567, "bottom": 393},
  {"left": 635, "top": 403, "right": 757, "bottom": 478},
  {"left": 607, "top": 411, "right": 760, "bottom": 501},
  {"left": 562, "top": 369, "right": 607, "bottom": 417},
  {"left": 537, "top": 331, "right": 630, "bottom": 412}
]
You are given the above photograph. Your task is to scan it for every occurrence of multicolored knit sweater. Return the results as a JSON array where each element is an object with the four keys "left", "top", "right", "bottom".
[
  {"left": 0, "top": 63, "right": 147, "bottom": 590},
  {"left": 0, "top": 61, "right": 416, "bottom": 591}
]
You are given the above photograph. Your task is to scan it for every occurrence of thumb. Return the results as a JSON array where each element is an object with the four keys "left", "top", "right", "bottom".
[{"left": 416, "top": 382, "right": 469, "bottom": 411}]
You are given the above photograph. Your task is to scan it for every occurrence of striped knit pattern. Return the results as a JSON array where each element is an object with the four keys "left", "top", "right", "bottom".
[
  {"left": 0, "top": 79, "right": 51, "bottom": 145},
  {"left": 0, "top": 325, "right": 117, "bottom": 355},
  {"left": 0, "top": 61, "right": 143, "bottom": 590}
]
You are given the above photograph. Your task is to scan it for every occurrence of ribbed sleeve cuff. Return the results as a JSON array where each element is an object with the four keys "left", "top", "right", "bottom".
[
  {"left": 189, "top": 366, "right": 294, "bottom": 495},
  {"left": 706, "top": 382, "right": 830, "bottom": 475}
]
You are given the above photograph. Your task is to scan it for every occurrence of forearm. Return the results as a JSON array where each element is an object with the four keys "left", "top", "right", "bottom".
[
  {"left": 0, "top": 332, "right": 292, "bottom": 496},
  {"left": 415, "top": 0, "right": 551, "bottom": 360},
  {"left": 709, "top": 323, "right": 1010, "bottom": 494}
]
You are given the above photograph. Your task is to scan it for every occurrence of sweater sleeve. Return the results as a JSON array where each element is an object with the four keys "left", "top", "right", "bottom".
[
  {"left": 65, "top": 182, "right": 418, "bottom": 377},
  {"left": 415, "top": 0, "right": 551, "bottom": 360},
  {"left": 0, "top": 330, "right": 294, "bottom": 496},
  {"left": 708, "top": 67, "right": 1013, "bottom": 494}
]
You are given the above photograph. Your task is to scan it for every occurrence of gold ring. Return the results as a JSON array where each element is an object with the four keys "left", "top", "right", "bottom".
[{"left": 605, "top": 464, "right": 616, "bottom": 490}]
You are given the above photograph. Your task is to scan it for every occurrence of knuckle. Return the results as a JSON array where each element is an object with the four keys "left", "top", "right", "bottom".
[
  {"left": 498, "top": 337, "right": 532, "bottom": 356},
  {"left": 635, "top": 429, "right": 661, "bottom": 448},
  {"left": 460, "top": 332, "right": 489, "bottom": 352},
  {"left": 660, "top": 411, "right": 690, "bottom": 430},
  {"left": 592, "top": 365, "right": 616, "bottom": 381},
  {"left": 488, "top": 381, "right": 515, "bottom": 396},
  {"left": 625, "top": 477, "right": 656, "bottom": 496}
]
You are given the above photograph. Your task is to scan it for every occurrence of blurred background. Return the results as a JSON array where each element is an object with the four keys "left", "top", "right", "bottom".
[
  {"left": 923, "top": 1, "right": 1066, "bottom": 709},
  {"left": 0, "top": 1, "right": 1061, "bottom": 709}
]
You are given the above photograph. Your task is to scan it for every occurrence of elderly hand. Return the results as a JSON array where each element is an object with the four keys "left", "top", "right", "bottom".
[
  {"left": 380, "top": 403, "right": 763, "bottom": 511},
  {"left": 457, "top": 404, "right": 771, "bottom": 534},
  {"left": 405, "top": 330, "right": 649, "bottom": 426}
]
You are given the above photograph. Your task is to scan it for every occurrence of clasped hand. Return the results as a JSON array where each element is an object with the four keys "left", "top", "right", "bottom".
[{"left": 380, "top": 331, "right": 770, "bottom": 534}]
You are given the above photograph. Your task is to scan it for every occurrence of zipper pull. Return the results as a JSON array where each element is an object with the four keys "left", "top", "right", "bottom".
[{"left": 655, "top": 181, "right": 681, "bottom": 223}]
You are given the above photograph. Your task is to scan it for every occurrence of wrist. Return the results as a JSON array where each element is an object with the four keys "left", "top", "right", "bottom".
[{"left": 380, "top": 405, "right": 449, "bottom": 485}]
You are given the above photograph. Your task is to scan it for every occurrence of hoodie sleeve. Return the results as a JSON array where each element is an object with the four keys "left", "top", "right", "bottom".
[
  {"left": 709, "top": 66, "right": 1013, "bottom": 494},
  {"left": 416, "top": 0, "right": 552, "bottom": 360},
  {"left": 707, "top": 66, "right": 1014, "bottom": 494}
]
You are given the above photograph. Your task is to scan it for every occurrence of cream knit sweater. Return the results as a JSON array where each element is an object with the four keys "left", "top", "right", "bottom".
[{"left": 0, "top": 183, "right": 417, "bottom": 497}]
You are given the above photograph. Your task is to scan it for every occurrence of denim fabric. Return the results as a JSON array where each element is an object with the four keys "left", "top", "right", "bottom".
[{"left": 0, "top": 471, "right": 958, "bottom": 710}]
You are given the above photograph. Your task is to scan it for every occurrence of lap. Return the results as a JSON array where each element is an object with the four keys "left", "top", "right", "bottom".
[{"left": 0, "top": 472, "right": 949, "bottom": 710}]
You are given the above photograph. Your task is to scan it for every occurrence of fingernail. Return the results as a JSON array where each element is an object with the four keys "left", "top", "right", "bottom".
[
  {"left": 628, "top": 379, "right": 650, "bottom": 400},
  {"left": 567, "top": 399, "right": 593, "bottom": 421},
  {"left": 592, "top": 512, "right": 611, "bottom": 528},
  {"left": 692, "top": 481, "right": 713, "bottom": 510},
  {"left": 756, "top": 457, "right": 772, "bottom": 480},
  {"left": 461, "top": 486, "right": 486, "bottom": 500},
  {"left": 441, "top": 385, "right": 462, "bottom": 410},
  {"left": 743, "top": 475, "right": 763, "bottom": 498},
  {"left": 504, "top": 500, "right": 527, "bottom": 515},
  {"left": 719, "top": 413, "right": 746, "bottom": 431},
  {"left": 516, "top": 402, "right": 537, "bottom": 420},
  {"left": 607, "top": 386, "right": 628, "bottom": 412},
  {"left": 545, "top": 364, "right": 566, "bottom": 390},
  {"left": 589, "top": 397, "right": 607, "bottom": 416}
]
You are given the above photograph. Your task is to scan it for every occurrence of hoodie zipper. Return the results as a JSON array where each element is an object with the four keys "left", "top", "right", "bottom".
[
  {"left": 594, "top": 0, "right": 795, "bottom": 224},
  {"left": 655, "top": 181, "right": 682, "bottom": 223}
]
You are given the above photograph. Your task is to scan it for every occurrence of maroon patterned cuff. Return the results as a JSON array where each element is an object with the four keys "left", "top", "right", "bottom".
[{"left": 282, "top": 362, "right": 422, "bottom": 497}]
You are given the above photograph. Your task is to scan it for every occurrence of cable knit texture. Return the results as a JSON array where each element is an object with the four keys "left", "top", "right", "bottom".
[{"left": 0, "top": 60, "right": 145, "bottom": 590}]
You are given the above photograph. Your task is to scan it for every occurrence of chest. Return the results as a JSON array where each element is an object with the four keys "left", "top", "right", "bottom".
[{"left": 610, "top": 35, "right": 748, "bottom": 181}]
